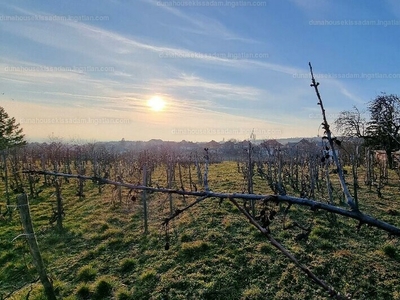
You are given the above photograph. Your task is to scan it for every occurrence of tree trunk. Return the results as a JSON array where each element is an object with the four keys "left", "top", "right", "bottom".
[
  {"left": 386, "top": 148, "right": 394, "bottom": 170},
  {"left": 2, "top": 151, "right": 10, "bottom": 207}
]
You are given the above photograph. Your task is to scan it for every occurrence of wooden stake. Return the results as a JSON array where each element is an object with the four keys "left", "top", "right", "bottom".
[
  {"left": 142, "top": 166, "right": 148, "bottom": 234},
  {"left": 16, "top": 194, "right": 57, "bottom": 300}
]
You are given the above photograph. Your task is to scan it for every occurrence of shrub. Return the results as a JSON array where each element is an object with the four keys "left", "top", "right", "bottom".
[
  {"left": 76, "top": 283, "right": 91, "bottom": 299},
  {"left": 77, "top": 265, "right": 97, "bottom": 282},
  {"left": 180, "top": 240, "right": 209, "bottom": 258},
  {"left": 116, "top": 288, "right": 133, "bottom": 300},
  {"left": 93, "top": 277, "right": 113, "bottom": 299},
  {"left": 383, "top": 244, "right": 397, "bottom": 258},
  {"left": 119, "top": 258, "right": 136, "bottom": 273}
]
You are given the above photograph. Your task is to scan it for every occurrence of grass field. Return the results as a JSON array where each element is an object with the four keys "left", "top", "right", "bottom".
[{"left": 0, "top": 161, "right": 399, "bottom": 299}]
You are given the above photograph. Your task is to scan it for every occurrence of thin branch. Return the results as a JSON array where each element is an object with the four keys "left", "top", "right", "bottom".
[
  {"left": 309, "top": 62, "right": 358, "bottom": 211},
  {"left": 162, "top": 195, "right": 208, "bottom": 225},
  {"left": 22, "top": 170, "right": 400, "bottom": 236},
  {"left": 229, "top": 198, "right": 348, "bottom": 300}
]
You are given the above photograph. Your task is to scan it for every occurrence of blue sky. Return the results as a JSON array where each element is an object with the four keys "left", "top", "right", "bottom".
[{"left": 1, "top": 0, "right": 400, "bottom": 142}]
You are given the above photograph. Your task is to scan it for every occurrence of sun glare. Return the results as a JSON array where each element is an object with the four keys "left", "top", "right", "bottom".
[{"left": 147, "top": 96, "right": 166, "bottom": 111}]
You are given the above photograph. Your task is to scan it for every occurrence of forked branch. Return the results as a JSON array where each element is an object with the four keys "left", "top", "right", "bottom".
[
  {"left": 309, "top": 62, "right": 358, "bottom": 211},
  {"left": 229, "top": 198, "right": 348, "bottom": 300},
  {"left": 22, "top": 170, "right": 400, "bottom": 236}
]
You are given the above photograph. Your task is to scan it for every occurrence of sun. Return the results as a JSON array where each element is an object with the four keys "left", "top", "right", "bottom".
[{"left": 147, "top": 96, "right": 166, "bottom": 111}]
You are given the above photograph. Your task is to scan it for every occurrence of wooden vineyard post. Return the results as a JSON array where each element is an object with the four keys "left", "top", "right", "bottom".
[
  {"left": 247, "top": 141, "right": 255, "bottom": 216},
  {"left": 16, "top": 194, "right": 57, "bottom": 300},
  {"left": 53, "top": 178, "right": 64, "bottom": 232},
  {"left": 142, "top": 166, "right": 148, "bottom": 234},
  {"left": 168, "top": 163, "right": 173, "bottom": 215}
]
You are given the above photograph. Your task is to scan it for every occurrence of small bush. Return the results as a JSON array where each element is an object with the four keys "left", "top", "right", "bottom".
[
  {"left": 132, "top": 269, "right": 158, "bottom": 299},
  {"left": 77, "top": 265, "right": 97, "bottom": 282},
  {"left": 116, "top": 288, "right": 133, "bottom": 300},
  {"left": 100, "top": 223, "right": 109, "bottom": 232},
  {"left": 242, "top": 285, "right": 263, "bottom": 299},
  {"left": 383, "top": 244, "right": 397, "bottom": 258},
  {"left": 93, "top": 277, "right": 113, "bottom": 299},
  {"left": 259, "top": 244, "right": 271, "bottom": 254},
  {"left": 119, "top": 258, "right": 136, "bottom": 273},
  {"left": 180, "top": 240, "right": 209, "bottom": 258},
  {"left": 180, "top": 233, "right": 191, "bottom": 243},
  {"left": 76, "top": 283, "right": 91, "bottom": 299},
  {"left": 139, "top": 269, "right": 157, "bottom": 282}
]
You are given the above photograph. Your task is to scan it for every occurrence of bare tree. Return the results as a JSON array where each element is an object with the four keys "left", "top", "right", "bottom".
[{"left": 335, "top": 106, "right": 367, "bottom": 138}]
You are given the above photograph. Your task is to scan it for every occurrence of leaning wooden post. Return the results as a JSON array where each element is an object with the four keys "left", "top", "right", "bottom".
[
  {"left": 17, "top": 194, "right": 57, "bottom": 300},
  {"left": 142, "top": 166, "right": 148, "bottom": 234}
]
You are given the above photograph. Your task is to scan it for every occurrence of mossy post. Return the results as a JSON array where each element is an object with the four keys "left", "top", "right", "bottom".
[
  {"left": 247, "top": 141, "right": 255, "bottom": 216},
  {"left": 54, "top": 178, "right": 63, "bottom": 232},
  {"left": 17, "top": 194, "right": 57, "bottom": 300},
  {"left": 167, "top": 162, "right": 173, "bottom": 215},
  {"left": 142, "top": 166, "right": 148, "bottom": 234}
]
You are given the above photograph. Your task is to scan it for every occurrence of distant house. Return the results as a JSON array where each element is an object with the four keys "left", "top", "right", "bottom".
[
  {"left": 260, "top": 139, "right": 283, "bottom": 156},
  {"left": 234, "top": 140, "right": 249, "bottom": 150},
  {"left": 294, "top": 138, "right": 315, "bottom": 150},
  {"left": 284, "top": 138, "right": 319, "bottom": 155},
  {"left": 221, "top": 140, "right": 235, "bottom": 154},
  {"left": 202, "top": 140, "right": 221, "bottom": 155},
  {"left": 178, "top": 140, "right": 198, "bottom": 151}
]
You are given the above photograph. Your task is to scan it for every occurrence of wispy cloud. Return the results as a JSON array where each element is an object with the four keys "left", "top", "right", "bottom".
[
  {"left": 139, "top": 0, "right": 261, "bottom": 43},
  {"left": 288, "top": 0, "right": 332, "bottom": 15},
  {"left": 1, "top": 1, "right": 386, "bottom": 142}
]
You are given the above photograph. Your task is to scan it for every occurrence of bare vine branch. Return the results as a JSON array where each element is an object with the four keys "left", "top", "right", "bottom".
[
  {"left": 309, "top": 62, "right": 358, "bottom": 211},
  {"left": 22, "top": 170, "right": 400, "bottom": 236},
  {"left": 229, "top": 198, "right": 348, "bottom": 300}
]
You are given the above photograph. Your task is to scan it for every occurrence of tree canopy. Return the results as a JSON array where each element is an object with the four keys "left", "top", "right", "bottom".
[
  {"left": 0, "top": 106, "right": 26, "bottom": 150},
  {"left": 335, "top": 93, "right": 400, "bottom": 168}
]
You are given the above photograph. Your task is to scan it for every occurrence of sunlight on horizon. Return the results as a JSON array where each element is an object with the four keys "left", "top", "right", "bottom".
[{"left": 147, "top": 96, "right": 166, "bottom": 112}]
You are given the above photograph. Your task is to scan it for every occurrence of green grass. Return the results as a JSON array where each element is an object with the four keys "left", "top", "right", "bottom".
[{"left": 0, "top": 161, "right": 399, "bottom": 299}]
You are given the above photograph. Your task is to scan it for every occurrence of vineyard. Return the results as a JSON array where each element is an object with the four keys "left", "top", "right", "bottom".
[
  {"left": 0, "top": 68, "right": 399, "bottom": 299},
  {"left": 1, "top": 137, "right": 400, "bottom": 299}
]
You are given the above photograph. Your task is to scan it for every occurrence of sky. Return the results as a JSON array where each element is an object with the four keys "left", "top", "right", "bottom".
[{"left": 1, "top": 0, "right": 400, "bottom": 143}]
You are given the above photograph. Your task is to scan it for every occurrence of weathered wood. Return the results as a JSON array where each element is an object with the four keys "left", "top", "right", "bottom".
[
  {"left": 22, "top": 170, "right": 400, "bottom": 236},
  {"left": 229, "top": 198, "right": 348, "bottom": 300},
  {"left": 142, "top": 166, "right": 148, "bottom": 234},
  {"left": 247, "top": 141, "right": 255, "bottom": 216},
  {"left": 309, "top": 62, "right": 357, "bottom": 211},
  {"left": 16, "top": 194, "right": 57, "bottom": 300},
  {"left": 167, "top": 163, "right": 173, "bottom": 215},
  {"left": 54, "top": 179, "right": 63, "bottom": 231}
]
